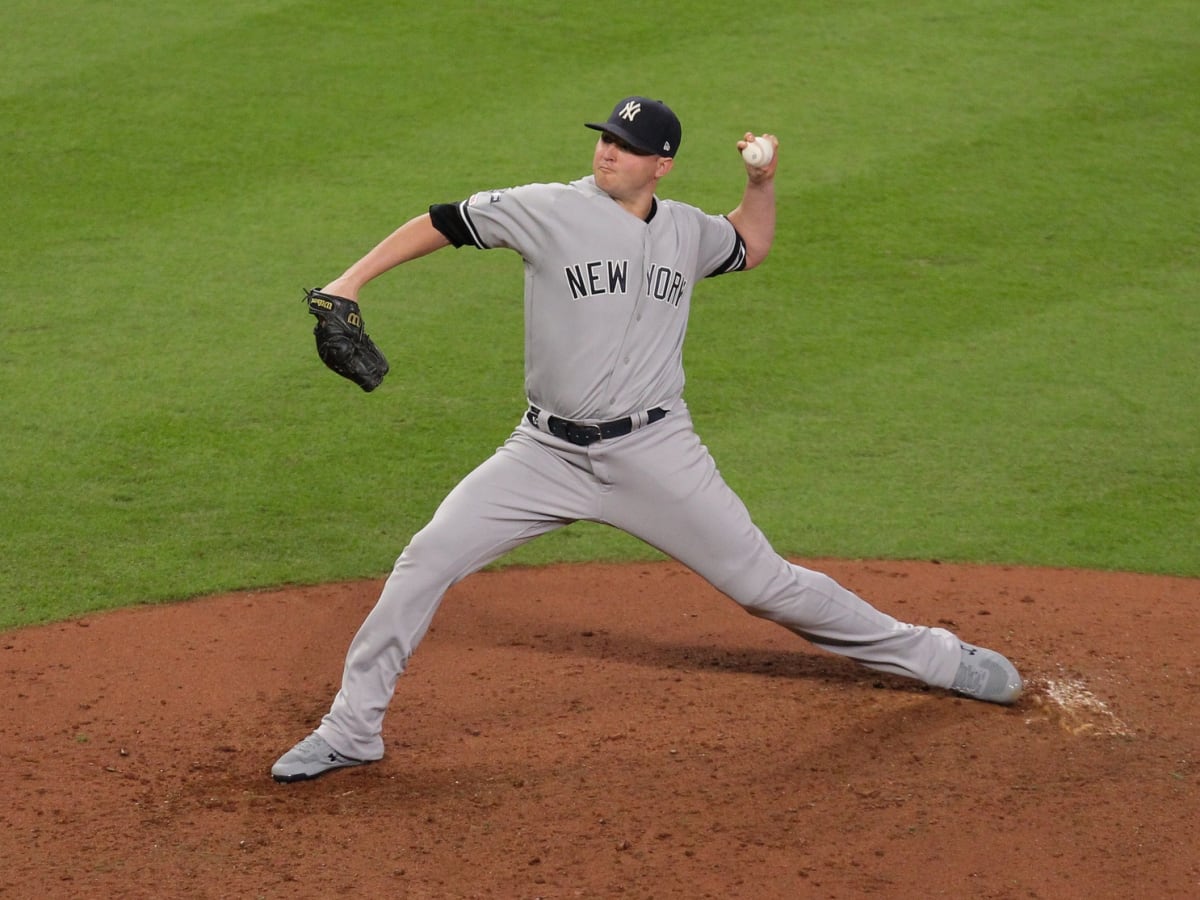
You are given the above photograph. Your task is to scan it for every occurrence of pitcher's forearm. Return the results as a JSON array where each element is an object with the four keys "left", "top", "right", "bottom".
[{"left": 324, "top": 214, "right": 451, "bottom": 300}]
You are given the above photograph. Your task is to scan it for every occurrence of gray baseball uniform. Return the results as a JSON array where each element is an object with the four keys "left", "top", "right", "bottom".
[{"left": 313, "top": 175, "right": 963, "bottom": 761}]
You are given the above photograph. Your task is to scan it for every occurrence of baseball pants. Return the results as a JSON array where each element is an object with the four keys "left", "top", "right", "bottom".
[{"left": 317, "top": 401, "right": 961, "bottom": 760}]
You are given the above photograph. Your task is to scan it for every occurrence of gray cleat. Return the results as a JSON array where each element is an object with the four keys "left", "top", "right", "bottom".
[
  {"left": 951, "top": 642, "right": 1023, "bottom": 704},
  {"left": 272, "top": 732, "right": 368, "bottom": 782}
]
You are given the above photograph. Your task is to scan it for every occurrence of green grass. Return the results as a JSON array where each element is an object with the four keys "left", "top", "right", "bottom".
[{"left": 1, "top": 0, "right": 1197, "bottom": 628}]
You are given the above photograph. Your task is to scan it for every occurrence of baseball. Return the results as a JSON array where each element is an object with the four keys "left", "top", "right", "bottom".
[{"left": 741, "top": 136, "right": 773, "bottom": 167}]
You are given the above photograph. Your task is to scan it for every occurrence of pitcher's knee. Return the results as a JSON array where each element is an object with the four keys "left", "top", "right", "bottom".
[
  {"left": 719, "top": 562, "right": 819, "bottom": 617},
  {"left": 733, "top": 565, "right": 862, "bottom": 632}
]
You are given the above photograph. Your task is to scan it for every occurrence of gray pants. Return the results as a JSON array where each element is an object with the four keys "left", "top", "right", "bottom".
[{"left": 318, "top": 401, "right": 960, "bottom": 760}]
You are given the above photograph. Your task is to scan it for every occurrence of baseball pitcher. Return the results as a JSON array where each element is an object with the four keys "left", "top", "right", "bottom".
[{"left": 275, "top": 96, "right": 1022, "bottom": 782}]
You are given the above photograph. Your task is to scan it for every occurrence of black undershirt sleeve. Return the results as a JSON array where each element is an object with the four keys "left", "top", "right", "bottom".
[{"left": 428, "top": 202, "right": 478, "bottom": 249}]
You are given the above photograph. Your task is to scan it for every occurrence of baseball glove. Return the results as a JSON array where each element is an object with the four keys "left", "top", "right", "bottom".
[{"left": 304, "top": 288, "right": 389, "bottom": 392}]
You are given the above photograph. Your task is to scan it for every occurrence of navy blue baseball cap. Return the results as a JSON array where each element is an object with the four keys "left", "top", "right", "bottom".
[{"left": 586, "top": 96, "right": 681, "bottom": 158}]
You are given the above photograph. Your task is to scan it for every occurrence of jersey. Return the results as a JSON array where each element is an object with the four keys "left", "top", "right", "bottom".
[{"left": 430, "top": 175, "right": 747, "bottom": 421}]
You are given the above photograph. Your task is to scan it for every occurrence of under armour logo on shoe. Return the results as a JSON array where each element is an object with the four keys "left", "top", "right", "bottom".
[{"left": 619, "top": 100, "right": 642, "bottom": 122}]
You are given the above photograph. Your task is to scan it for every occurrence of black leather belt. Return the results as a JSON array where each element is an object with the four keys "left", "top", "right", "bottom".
[{"left": 526, "top": 406, "right": 667, "bottom": 446}]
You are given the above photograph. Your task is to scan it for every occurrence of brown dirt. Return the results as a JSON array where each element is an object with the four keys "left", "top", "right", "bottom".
[{"left": 2, "top": 559, "right": 1197, "bottom": 899}]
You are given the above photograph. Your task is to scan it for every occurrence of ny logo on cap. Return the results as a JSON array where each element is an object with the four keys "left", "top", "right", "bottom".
[{"left": 619, "top": 100, "right": 642, "bottom": 122}]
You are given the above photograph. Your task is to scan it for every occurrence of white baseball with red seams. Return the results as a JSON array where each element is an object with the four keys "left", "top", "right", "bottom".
[{"left": 742, "top": 135, "right": 774, "bottom": 167}]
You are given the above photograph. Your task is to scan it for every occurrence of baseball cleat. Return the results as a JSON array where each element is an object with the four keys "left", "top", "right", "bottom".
[
  {"left": 271, "top": 732, "right": 368, "bottom": 782},
  {"left": 950, "top": 642, "right": 1023, "bottom": 705}
]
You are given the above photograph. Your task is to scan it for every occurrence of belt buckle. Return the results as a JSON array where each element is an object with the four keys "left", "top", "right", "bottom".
[{"left": 566, "top": 422, "right": 603, "bottom": 445}]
